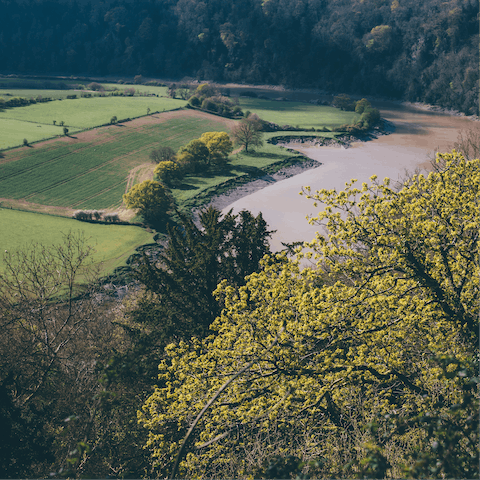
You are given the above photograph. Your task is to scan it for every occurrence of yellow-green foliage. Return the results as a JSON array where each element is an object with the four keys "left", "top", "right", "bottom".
[
  {"left": 153, "top": 161, "right": 180, "bottom": 186},
  {"left": 123, "top": 180, "right": 171, "bottom": 222},
  {"left": 139, "top": 152, "right": 479, "bottom": 477},
  {"left": 199, "top": 131, "right": 233, "bottom": 165},
  {"left": 176, "top": 132, "right": 232, "bottom": 173}
]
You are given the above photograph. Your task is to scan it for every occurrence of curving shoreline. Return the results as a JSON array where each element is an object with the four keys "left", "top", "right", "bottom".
[
  {"left": 203, "top": 157, "right": 321, "bottom": 212},
  {"left": 199, "top": 119, "right": 395, "bottom": 213}
]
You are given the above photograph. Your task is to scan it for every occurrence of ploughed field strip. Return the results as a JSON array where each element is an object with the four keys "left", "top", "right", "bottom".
[{"left": 0, "top": 113, "right": 233, "bottom": 210}]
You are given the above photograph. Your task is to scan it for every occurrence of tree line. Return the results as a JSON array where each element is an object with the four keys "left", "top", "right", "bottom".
[{"left": 0, "top": 0, "right": 477, "bottom": 113}]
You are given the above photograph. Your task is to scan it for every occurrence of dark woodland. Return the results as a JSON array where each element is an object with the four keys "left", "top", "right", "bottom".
[{"left": 1, "top": 0, "right": 478, "bottom": 113}]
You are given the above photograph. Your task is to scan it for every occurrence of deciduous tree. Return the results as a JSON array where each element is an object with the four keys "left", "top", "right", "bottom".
[
  {"left": 176, "top": 138, "right": 210, "bottom": 173},
  {"left": 154, "top": 160, "right": 180, "bottom": 186},
  {"left": 149, "top": 146, "right": 176, "bottom": 164},
  {"left": 139, "top": 152, "right": 479, "bottom": 478},
  {"left": 199, "top": 131, "right": 233, "bottom": 166},
  {"left": 0, "top": 233, "right": 117, "bottom": 478},
  {"left": 123, "top": 180, "right": 171, "bottom": 225},
  {"left": 230, "top": 117, "right": 263, "bottom": 152}
]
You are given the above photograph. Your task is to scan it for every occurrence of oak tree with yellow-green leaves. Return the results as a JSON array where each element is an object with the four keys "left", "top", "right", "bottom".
[
  {"left": 123, "top": 180, "right": 172, "bottom": 226},
  {"left": 139, "top": 151, "right": 479, "bottom": 479},
  {"left": 175, "top": 132, "right": 233, "bottom": 174},
  {"left": 154, "top": 161, "right": 181, "bottom": 187}
]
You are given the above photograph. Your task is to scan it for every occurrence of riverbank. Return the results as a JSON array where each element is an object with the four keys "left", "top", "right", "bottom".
[
  {"left": 197, "top": 118, "right": 395, "bottom": 214},
  {"left": 195, "top": 157, "right": 320, "bottom": 215},
  {"left": 219, "top": 98, "right": 477, "bottom": 251}
]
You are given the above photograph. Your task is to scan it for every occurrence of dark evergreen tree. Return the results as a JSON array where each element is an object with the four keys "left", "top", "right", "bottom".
[{"left": 130, "top": 206, "right": 273, "bottom": 348}]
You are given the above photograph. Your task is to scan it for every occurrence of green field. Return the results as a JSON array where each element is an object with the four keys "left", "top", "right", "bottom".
[
  {"left": 0, "top": 113, "right": 232, "bottom": 210},
  {"left": 0, "top": 97, "right": 186, "bottom": 148},
  {"left": 238, "top": 98, "right": 360, "bottom": 129},
  {"left": 0, "top": 91, "right": 365, "bottom": 277},
  {"left": 0, "top": 96, "right": 187, "bottom": 149},
  {"left": 0, "top": 81, "right": 169, "bottom": 99},
  {"left": 0, "top": 208, "right": 154, "bottom": 275},
  {"left": 0, "top": 118, "right": 65, "bottom": 149}
]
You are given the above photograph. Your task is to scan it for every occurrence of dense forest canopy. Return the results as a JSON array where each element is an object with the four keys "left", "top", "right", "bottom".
[{"left": 1, "top": 0, "right": 478, "bottom": 113}]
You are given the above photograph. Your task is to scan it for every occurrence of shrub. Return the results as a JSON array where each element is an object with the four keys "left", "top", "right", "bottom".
[
  {"left": 23, "top": 138, "right": 28, "bottom": 146},
  {"left": 232, "top": 106, "right": 243, "bottom": 116},
  {"left": 333, "top": 94, "right": 356, "bottom": 111},
  {"left": 195, "top": 83, "right": 217, "bottom": 98},
  {"left": 201, "top": 98, "right": 217, "bottom": 112},
  {"left": 188, "top": 96, "right": 201, "bottom": 107},
  {"left": 104, "top": 213, "right": 120, "bottom": 222},
  {"left": 361, "top": 107, "right": 381, "bottom": 125},
  {"left": 355, "top": 98, "right": 371, "bottom": 114},
  {"left": 87, "top": 82, "right": 104, "bottom": 91},
  {"left": 66, "top": 94, "right": 77, "bottom": 99}
]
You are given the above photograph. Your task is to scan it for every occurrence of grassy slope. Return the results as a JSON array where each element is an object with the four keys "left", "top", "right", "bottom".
[
  {"left": 0, "top": 81, "right": 180, "bottom": 149},
  {"left": 0, "top": 84, "right": 169, "bottom": 100},
  {"left": 0, "top": 208, "right": 154, "bottom": 275},
  {"left": 0, "top": 118, "right": 65, "bottom": 148}
]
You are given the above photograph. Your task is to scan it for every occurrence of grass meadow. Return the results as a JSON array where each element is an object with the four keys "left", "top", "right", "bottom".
[
  {"left": 238, "top": 98, "right": 360, "bottom": 129},
  {"left": 0, "top": 208, "right": 154, "bottom": 275},
  {"left": 0, "top": 82, "right": 169, "bottom": 100},
  {"left": 0, "top": 118, "right": 65, "bottom": 149}
]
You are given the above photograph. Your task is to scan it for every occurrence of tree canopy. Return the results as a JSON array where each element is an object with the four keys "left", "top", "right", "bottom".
[
  {"left": 176, "top": 133, "right": 233, "bottom": 172},
  {"left": 1, "top": 0, "right": 477, "bottom": 113},
  {"left": 154, "top": 161, "right": 180, "bottom": 186},
  {"left": 139, "top": 152, "right": 479, "bottom": 478},
  {"left": 123, "top": 180, "right": 172, "bottom": 225},
  {"left": 119, "top": 207, "right": 273, "bottom": 381},
  {"left": 199, "top": 131, "right": 233, "bottom": 166}
]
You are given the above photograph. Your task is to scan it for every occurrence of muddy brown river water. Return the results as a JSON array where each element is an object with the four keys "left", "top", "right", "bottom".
[{"left": 223, "top": 99, "right": 478, "bottom": 251}]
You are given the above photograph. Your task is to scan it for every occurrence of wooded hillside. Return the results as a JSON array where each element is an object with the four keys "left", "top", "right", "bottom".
[{"left": 0, "top": 0, "right": 478, "bottom": 113}]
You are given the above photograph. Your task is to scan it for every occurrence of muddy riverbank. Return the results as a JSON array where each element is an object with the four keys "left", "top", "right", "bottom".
[{"left": 218, "top": 98, "right": 477, "bottom": 251}]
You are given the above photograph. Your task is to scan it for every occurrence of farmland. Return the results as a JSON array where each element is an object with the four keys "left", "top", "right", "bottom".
[
  {"left": 0, "top": 83, "right": 359, "bottom": 275},
  {"left": 0, "top": 95, "right": 186, "bottom": 149},
  {"left": 238, "top": 97, "right": 360, "bottom": 129},
  {"left": 0, "top": 110, "right": 233, "bottom": 211},
  {"left": 0, "top": 92, "right": 357, "bottom": 216}
]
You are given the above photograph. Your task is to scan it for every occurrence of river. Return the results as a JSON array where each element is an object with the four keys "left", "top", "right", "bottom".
[{"left": 223, "top": 99, "right": 477, "bottom": 251}]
